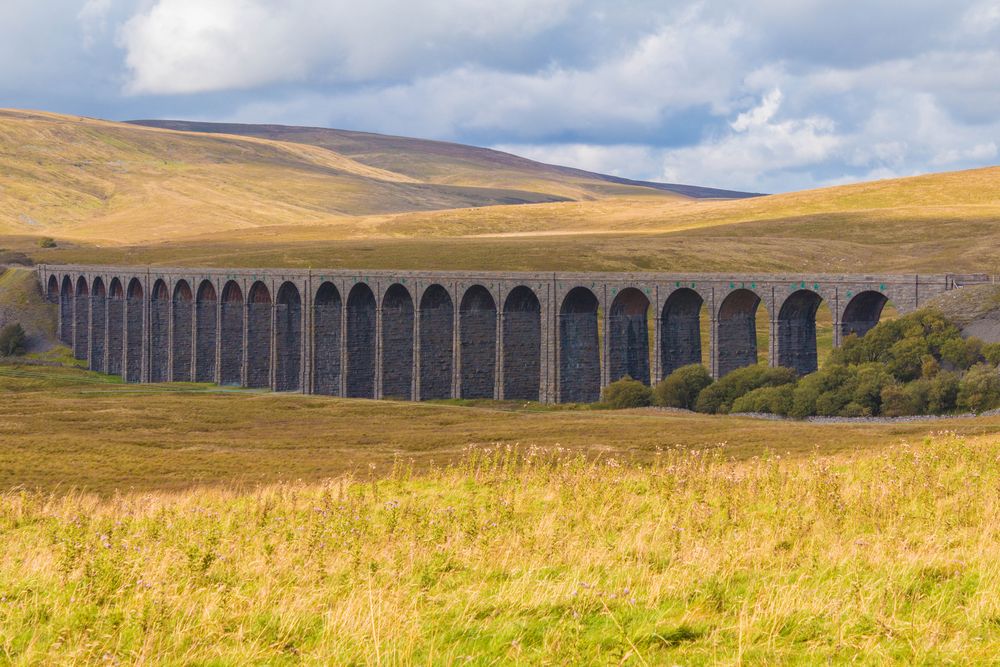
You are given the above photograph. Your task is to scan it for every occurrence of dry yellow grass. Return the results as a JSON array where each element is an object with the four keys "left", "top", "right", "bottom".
[{"left": 4, "top": 436, "right": 1000, "bottom": 663}]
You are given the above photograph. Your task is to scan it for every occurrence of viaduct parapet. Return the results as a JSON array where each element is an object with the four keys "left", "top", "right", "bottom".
[{"left": 38, "top": 265, "right": 988, "bottom": 403}]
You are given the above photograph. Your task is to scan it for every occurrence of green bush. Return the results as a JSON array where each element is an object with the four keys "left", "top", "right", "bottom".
[
  {"left": 601, "top": 376, "right": 653, "bottom": 409},
  {"left": 851, "top": 363, "right": 895, "bottom": 415},
  {"left": 957, "top": 363, "right": 1000, "bottom": 413},
  {"left": 653, "top": 364, "right": 713, "bottom": 410},
  {"left": 880, "top": 380, "right": 930, "bottom": 417},
  {"left": 731, "top": 384, "right": 795, "bottom": 416},
  {"left": 790, "top": 365, "right": 857, "bottom": 418},
  {"left": 0, "top": 323, "right": 26, "bottom": 356},
  {"left": 982, "top": 342, "right": 1000, "bottom": 366},
  {"left": 926, "top": 370, "right": 961, "bottom": 414},
  {"left": 695, "top": 365, "right": 797, "bottom": 415},
  {"left": 940, "top": 337, "right": 984, "bottom": 371},
  {"left": 37, "top": 237, "right": 56, "bottom": 248}
]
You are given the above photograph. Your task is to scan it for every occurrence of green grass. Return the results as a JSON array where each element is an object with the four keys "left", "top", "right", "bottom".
[
  {"left": 4, "top": 437, "right": 1000, "bottom": 662},
  {"left": 5, "top": 361, "right": 1000, "bottom": 496}
]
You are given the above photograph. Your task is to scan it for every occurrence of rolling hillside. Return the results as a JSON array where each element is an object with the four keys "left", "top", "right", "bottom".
[
  {"left": 0, "top": 109, "right": 753, "bottom": 244},
  {"left": 1, "top": 109, "right": 998, "bottom": 274}
]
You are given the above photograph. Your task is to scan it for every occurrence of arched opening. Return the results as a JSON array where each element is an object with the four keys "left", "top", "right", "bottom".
[
  {"left": 74, "top": 276, "right": 89, "bottom": 361},
  {"left": 346, "top": 283, "right": 376, "bottom": 398},
  {"left": 172, "top": 280, "right": 194, "bottom": 382},
  {"left": 275, "top": 282, "right": 302, "bottom": 392},
  {"left": 661, "top": 288, "right": 704, "bottom": 378},
  {"left": 150, "top": 279, "right": 169, "bottom": 382},
  {"left": 59, "top": 276, "right": 72, "bottom": 345},
  {"left": 89, "top": 278, "right": 106, "bottom": 373},
  {"left": 419, "top": 285, "right": 453, "bottom": 400},
  {"left": 106, "top": 278, "right": 124, "bottom": 377},
  {"left": 125, "top": 278, "right": 144, "bottom": 383},
  {"left": 777, "top": 290, "right": 825, "bottom": 375},
  {"left": 246, "top": 281, "right": 272, "bottom": 389},
  {"left": 503, "top": 286, "right": 541, "bottom": 401},
  {"left": 608, "top": 288, "right": 651, "bottom": 385},
  {"left": 313, "top": 282, "right": 342, "bottom": 396},
  {"left": 459, "top": 285, "right": 496, "bottom": 399},
  {"left": 219, "top": 281, "right": 244, "bottom": 386},
  {"left": 717, "top": 289, "right": 769, "bottom": 377},
  {"left": 46, "top": 275, "right": 59, "bottom": 303},
  {"left": 195, "top": 281, "right": 217, "bottom": 382},
  {"left": 559, "top": 287, "right": 601, "bottom": 403},
  {"left": 841, "top": 291, "right": 897, "bottom": 341},
  {"left": 382, "top": 284, "right": 414, "bottom": 400}
]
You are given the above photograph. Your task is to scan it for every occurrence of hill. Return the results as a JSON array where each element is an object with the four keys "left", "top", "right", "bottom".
[
  {"left": 128, "top": 119, "right": 759, "bottom": 200},
  {"left": 0, "top": 109, "right": 753, "bottom": 245},
  {"left": 0, "top": 109, "right": 998, "bottom": 274}
]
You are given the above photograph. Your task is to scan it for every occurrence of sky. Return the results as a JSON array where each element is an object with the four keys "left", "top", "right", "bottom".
[{"left": 2, "top": 0, "right": 998, "bottom": 193}]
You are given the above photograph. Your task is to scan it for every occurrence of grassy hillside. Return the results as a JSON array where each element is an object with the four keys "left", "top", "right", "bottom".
[
  {"left": 4, "top": 435, "right": 1000, "bottom": 662},
  {"left": 0, "top": 109, "right": 692, "bottom": 244},
  {"left": 2, "top": 109, "right": 999, "bottom": 273},
  {"left": 130, "top": 119, "right": 759, "bottom": 199}
]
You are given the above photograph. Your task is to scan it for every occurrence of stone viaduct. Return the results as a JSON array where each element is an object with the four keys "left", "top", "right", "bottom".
[{"left": 37, "top": 265, "right": 987, "bottom": 403}]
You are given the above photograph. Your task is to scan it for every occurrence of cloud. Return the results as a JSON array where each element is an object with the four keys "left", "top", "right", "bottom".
[
  {"left": 120, "top": 0, "right": 577, "bottom": 94},
  {"left": 0, "top": 0, "right": 997, "bottom": 192}
]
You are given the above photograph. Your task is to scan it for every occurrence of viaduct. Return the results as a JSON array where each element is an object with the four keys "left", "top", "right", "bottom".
[{"left": 37, "top": 265, "right": 987, "bottom": 404}]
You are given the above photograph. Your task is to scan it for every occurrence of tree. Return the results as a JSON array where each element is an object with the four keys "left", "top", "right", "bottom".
[
  {"left": 601, "top": 376, "right": 653, "bottom": 409},
  {"left": 0, "top": 323, "right": 26, "bottom": 356}
]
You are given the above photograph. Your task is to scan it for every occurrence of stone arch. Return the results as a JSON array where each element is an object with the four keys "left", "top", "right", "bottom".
[
  {"left": 459, "top": 285, "right": 497, "bottom": 399},
  {"left": 419, "top": 284, "right": 453, "bottom": 400},
  {"left": 172, "top": 280, "right": 194, "bottom": 382},
  {"left": 219, "top": 281, "right": 244, "bottom": 385},
  {"left": 246, "top": 281, "right": 272, "bottom": 389},
  {"left": 777, "top": 289, "right": 823, "bottom": 375},
  {"left": 313, "top": 282, "right": 342, "bottom": 396},
  {"left": 59, "top": 275, "right": 73, "bottom": 345},
  {"left": 346, "top": 283, "right": 376, "bottom": 398},
  {"left": 46, "top": 275, "right": 59, "bottom": 303},
  {"left": 502, "top": 286, "right": 541, "bottom": 401},
  {"left": 841, "top": 291, "right": 890, "bottom": 340},
  {"left": 73, "top": 276, "right": 89, "bottom": 361},
  {"left": 382, "top": 283, "right": 414, "bottom": 400},
  {"left": 608, "top": 287, "right": 651, "bottom": 385},
  {"left": 195, "top": 281, "right": 217, "bottom": 382},
  {"left": 275, "top": 282, "right": 302, "bottom": 392},
  {"left": 149, "top": 279, "right": 170, "bottom": 382},
  {"left": 89, "top": 277, "right": 106, "bottom": 373},
  {"left": 106, "top": 278, "right": 124, "bottom": 377},
  {"left": 717, "top": 289, "right": 768, "bottom": 377},
  {"left": 559, "top": 286, "right": 601, "bottom": 403},
  {"left": 125, "top": 278, "right": 144, "bottom": 383},
  {"left": 660, "top": 288, "right": 704, "bottom": 378}
]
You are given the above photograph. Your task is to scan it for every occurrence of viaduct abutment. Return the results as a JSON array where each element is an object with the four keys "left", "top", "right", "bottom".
[{"left": 38, "top": 265, "right": 985, "bottom": 403}]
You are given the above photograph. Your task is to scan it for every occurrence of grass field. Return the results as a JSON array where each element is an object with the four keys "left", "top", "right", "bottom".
[{"left": 4, "top": 433, "right": 1000, "bottom": 662}]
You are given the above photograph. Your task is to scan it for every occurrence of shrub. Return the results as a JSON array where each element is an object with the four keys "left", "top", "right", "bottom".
[
  {"left": 0, "top": 323, "right": 26, "bottom": 356},
  {"left": 851, "top": 363, "right": 895, "bottom": 415},
  {"left": 926, "top": 370, "right": 961, "bottom": 414},
  {"left": 654, "top": 364, "right": 713, "bottom": 410},
  {"left": 886, "top": 337, "right": 930, "bottom": 381},
  {"left": 731, "top": 384, "right": 795, "bottom": 416},
  {"left": 957, "top": 363, "right": 1000, "bottom": 413},
  {"left": 982, "top": 342, "right": 1000, "bottom": 366},
  {"left": 940, "top": 337, "right": 984, "bottom": 371},
  {"left": 601, "top": 376, "right": 653, "bottom": 409},
  {"left": 695, "top": 365, "right": 796, "bottom": 415},
  {"left": 37, "top": 237, "right": 56, "bottom": 248},
  {"left": 881, "top": 380, "right": 931, "bottom": 417}
]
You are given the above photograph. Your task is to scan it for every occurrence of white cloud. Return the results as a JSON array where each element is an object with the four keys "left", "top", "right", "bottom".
[{"left": 120, "top": 0, "right": 577, "bottom": 94}]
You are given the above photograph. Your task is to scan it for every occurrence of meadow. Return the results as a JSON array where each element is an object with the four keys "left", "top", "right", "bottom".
[{"left": 4, "top": 433, "right": 1000, "bottom": 663}]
